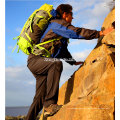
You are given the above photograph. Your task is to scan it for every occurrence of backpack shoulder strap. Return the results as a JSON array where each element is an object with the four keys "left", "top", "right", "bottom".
[{"left": 36, "top": 36, "right": 62, "bottom": 46}]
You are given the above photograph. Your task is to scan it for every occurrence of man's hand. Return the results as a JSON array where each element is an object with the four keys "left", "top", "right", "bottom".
[
  {"left": 74, "top": 61, "right": 84, "bottom": 65},
  {"left": 99, "top": 27, "right": 114, "bottom": 36}
]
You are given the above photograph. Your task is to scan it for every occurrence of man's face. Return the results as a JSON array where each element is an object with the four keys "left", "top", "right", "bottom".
[{"left": 63, "top": 11, "right": 73, "bottom": 24}]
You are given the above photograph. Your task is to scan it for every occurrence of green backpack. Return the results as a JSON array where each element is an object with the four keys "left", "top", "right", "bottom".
[{"left": 13, "top": 3, "right": 59, "bottom": 57}]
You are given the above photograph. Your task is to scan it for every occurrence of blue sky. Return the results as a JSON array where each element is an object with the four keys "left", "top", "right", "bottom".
[{"left": 5, "top": 0, "right": 113, "bottom": 107}]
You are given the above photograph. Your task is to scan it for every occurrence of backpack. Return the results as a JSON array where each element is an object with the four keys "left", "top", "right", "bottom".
[{"left": 13, "top": 3, "right": 58, "bottom": 57}]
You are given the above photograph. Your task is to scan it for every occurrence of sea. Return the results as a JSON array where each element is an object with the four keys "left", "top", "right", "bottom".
[{"left": 5, "top": 106, "right": 30, "bottom": 116}]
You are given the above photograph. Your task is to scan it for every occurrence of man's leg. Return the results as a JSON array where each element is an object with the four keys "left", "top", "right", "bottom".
[
  {"left": 26, "top": 57, "right": 63, "bottom": 119},
  {"left": 26, "top": 75, "right": 47, "bottom": 120},
  {"left": 43, "top": 59, "right": 63, "bottom": 108}
]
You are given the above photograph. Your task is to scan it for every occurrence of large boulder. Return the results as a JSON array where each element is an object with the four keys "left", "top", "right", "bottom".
[{"left": 47, "top": 8, "right": 115, "bottom": 120}]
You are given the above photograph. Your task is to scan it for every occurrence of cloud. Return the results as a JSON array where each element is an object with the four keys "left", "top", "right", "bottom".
[
  {"left": 52, "top": 0, "right": 113, "bottom": 33},
  {"left": 72, "top": 49, "right": 92, "bottom": 61},
  {"left": 67, "top": 0, "right": 113, "bottom": 12},
  {"left": 69, "top": 39, "right": 97, "bottom": 46},
  {"left": 5, "top": 65, "right": 35, "bottom": 106},
  {"left": 6, "top": 66, "right": 34, "bottom": 83},
  {"left": 81, "top": 18, "right": 101, "bottom": 29},
  {"left": 70, "top": 0, "right": 112, "bottom": 29},
  {"left": 92, "top": 2, "right": 110, "bottom": 16},
  {"left": 65, "top": 0, "right": 96, "bottom": 12}
]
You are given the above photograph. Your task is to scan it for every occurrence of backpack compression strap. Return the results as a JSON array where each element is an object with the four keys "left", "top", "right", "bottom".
[
  {"left": 12, "top": 36, "right": 20, "bottom": 53},
  {"left": 32, "top": 36, "right": 62, "bottom": 56}
]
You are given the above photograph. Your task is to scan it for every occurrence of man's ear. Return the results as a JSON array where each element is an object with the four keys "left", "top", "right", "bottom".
[{"left": 62, "top": 12, "right": 66, "bottom": 19}]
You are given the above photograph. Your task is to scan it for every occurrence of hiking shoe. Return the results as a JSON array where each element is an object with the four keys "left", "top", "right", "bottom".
[{"left": 44, "top": 104, "right": 62, "bottom": 117}]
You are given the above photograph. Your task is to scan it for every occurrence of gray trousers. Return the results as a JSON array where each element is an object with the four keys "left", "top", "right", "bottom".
[{"left": 26, "top": 56, "right": 63, "bottom": 120}]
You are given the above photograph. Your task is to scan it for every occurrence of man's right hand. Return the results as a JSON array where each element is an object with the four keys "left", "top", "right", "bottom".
[{"left": 99, "top": 27, "right": 114, "bottom": 36}]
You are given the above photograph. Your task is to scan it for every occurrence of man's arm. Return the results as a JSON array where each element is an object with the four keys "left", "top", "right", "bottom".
[
  {"left": 51, "top": 19, "right": 114, "bottom": 40},
  {"left": 63, "top": 51, "right": 84, "bottom": 65},
  {"left": 59, "top": 46, "right": 83, "bottom": 65},
  {"left": 50, "top": 19, "right": 100, "bottom": 40},
  {"left": 61, "top": 48, "right": 76, "bottom": 65}
]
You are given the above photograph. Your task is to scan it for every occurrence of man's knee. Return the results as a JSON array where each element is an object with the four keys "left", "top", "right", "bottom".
[
  {"left": 56, "top": 60, "right": 62, "bottom": 66},
  {"left": 54, "top": 60, "right": 63, "bottom": 71}
]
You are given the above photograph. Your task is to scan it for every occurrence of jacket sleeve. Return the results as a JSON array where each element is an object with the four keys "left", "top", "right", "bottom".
[
  {"left": 59, "top": 46, "right": 76, "bottom": 65},
  {"left": 51, "top": 19, "right": 100, "bottom": 40},
  {"left": 52, "top": 37, "right": 76, "bottom": 65},
  {"left": 63, "top": 50, "right": 76, "bottom": 65}
]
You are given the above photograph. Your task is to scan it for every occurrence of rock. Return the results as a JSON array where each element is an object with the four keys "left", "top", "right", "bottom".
[
  {"left": 5, "top": 116, "right": 18, "bottom": 120},
  {"left": 5, "top": 115, "right": 26, "bottom": 120},
  {"left": 46, "top": 8, "right": 115, "bottom": 120},
  {"left": 100, "top": 8, "right": 115, "bottom": 45},
  {"left": 5, "top": 114, "right": 41, "bottom": 120}
]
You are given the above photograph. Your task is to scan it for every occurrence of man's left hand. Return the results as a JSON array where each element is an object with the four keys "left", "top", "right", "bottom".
[{"left": 74, "top": 61, "right": 84, "bottom": 65}]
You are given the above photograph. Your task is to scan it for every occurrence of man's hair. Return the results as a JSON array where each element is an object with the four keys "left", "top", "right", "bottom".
[{"left": 56, "top": 4, "right": 72, "bottom": 19}]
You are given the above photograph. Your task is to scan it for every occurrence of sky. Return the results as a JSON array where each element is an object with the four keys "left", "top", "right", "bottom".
[{"left": 5, "top": 0, "right": 114, "bottom": 107}]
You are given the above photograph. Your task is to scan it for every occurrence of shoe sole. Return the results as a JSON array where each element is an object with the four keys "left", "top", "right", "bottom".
[{"left": 44, "top": 106, "right": 62, "bottom": 117}]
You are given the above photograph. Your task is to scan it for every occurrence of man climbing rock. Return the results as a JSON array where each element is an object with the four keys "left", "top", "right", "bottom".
[{"left": 26, "top": 4, "right": 114, "bottom": 120}]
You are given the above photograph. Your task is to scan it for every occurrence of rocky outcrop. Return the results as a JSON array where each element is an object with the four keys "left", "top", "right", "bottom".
[
  {"left": 47, "top": 8, "right": 115, "bottom": 120},
  {"left": 5, "top": 115, "right": 26, "bottom": 120},
  {"left": 5, "top": 114, "right": 41, "bottom": 120}
]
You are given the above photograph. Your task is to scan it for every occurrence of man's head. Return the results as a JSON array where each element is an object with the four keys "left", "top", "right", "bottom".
[{"left": 56, "top": 4, "right": 73, "bottom": 23}]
